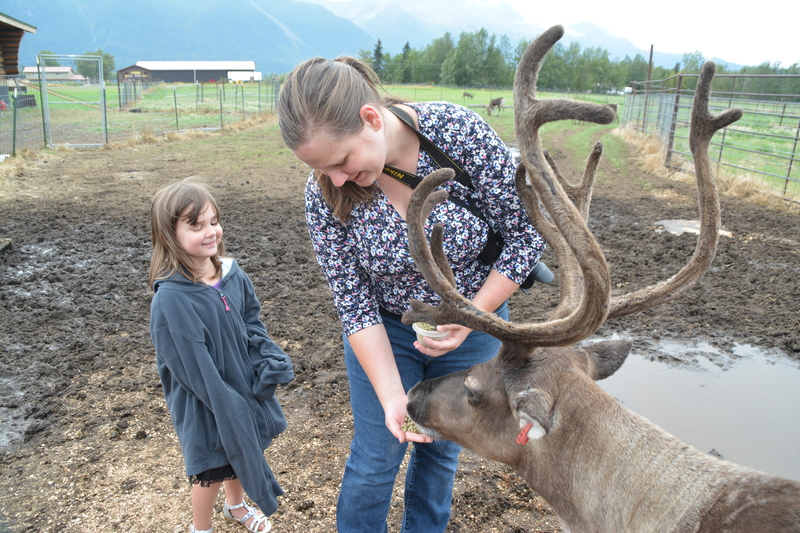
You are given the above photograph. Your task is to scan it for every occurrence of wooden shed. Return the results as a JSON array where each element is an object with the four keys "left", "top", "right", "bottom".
[{"left": 0, "top": 12, "right": 37, "bottom": 76}]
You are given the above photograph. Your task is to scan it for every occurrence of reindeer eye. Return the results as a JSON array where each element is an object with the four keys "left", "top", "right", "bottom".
[{"left": 465, "top": 387, "right": 480, "bottom": 405}]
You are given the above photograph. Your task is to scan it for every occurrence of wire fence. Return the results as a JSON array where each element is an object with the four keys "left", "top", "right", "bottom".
[
  {"left": 0, "top": 77, "right": 42, "bottom": 158},
  {"left": 621, "top": 73, "right": 800, "bottom": 203},
  {"left": 0, "top": 75, "right": 280, "bottom": 158},
  {"left": 5, "top": 69, "right": 799, "bottom": 205}
]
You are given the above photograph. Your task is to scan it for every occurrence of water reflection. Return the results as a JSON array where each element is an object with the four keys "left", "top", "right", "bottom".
[{"left": 590, "top": 335, "right": 800, "bottom": 482}]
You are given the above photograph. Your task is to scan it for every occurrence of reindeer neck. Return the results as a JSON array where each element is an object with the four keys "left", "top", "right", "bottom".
[{"left": 515, "top": 389, "right": 732, "bottom": 532}]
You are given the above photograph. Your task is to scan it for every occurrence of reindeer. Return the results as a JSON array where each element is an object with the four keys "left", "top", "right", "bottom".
[
  {"left": 402, "top": 25, "right": 800, "bottom": 533},
  {"left": 463, "top": 91, "right": 474, "bottom": 99},
  {"left": 486, "top": 96, "right": 505, "bottom": 115},
  {"left": 608, "top": 102, "right": 619, "bottom": 122}
]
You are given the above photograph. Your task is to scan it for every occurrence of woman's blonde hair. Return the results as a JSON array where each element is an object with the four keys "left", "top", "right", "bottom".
[
  {"left": 148, "top": 179, "right": 225, "bottom": 287},
  {"left": 277, "top": 56, "right": 405, "bottom": 222}
]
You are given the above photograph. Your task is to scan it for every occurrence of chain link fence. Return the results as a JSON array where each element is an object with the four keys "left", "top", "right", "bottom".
[
  {"left": 0, "top": 72, "right": 279, "bottom": 158},
  {"left": 108, "top": 80, "right": 278, "bottom": 143},
  {"left": 37, "top": 54, "right": 107, "bottom": 148},
  {"left": 621, "top": 73, "right": 800, "bottom": 203},
  {"left": 0, "top": 76, "right": 42, "bottom": 158}
]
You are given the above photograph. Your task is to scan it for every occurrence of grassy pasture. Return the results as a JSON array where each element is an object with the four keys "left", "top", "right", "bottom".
[
  {"left": 660, "top": 98, "right": 800, "bottom": 196},
  {"left": 384, "top": 84, "right": 625, "bottom": 145},
  {"left": 24, "top": 82, "right": 275, "bottom": 144}
]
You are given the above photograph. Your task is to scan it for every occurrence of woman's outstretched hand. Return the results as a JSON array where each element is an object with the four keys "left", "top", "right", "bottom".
[{"left": 384, "top": 393, "right": 433, "bottom": 444}]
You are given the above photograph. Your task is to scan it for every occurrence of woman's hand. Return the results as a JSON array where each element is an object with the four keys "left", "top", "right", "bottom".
[
  {"left": 384, "top": 393, "right": 433, "bottom": 444},
  {"left": 413, "top": 324, "right": 472, "bottom": 357}
]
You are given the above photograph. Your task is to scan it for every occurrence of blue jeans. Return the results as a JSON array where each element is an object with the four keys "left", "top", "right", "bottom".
[{"left": 336, "top": 303, "right": 508, "bottom": 533}]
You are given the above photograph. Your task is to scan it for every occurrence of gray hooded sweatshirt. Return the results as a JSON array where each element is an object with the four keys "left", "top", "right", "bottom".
[{"left": 150, "top": 257, "right": 294, "bottom": 515}]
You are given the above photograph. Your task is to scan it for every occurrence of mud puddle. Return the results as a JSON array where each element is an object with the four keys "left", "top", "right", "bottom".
[{"left": 591, "top": 334, "right": 800, "bottom": 481}]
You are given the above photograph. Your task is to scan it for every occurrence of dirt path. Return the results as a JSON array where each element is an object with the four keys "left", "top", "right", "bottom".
[{"left": 1, "top": 117, "right": 798, "bottom": 533}]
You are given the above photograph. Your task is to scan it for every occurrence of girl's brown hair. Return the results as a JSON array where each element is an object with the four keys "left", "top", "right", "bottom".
[
  {"left": 277, "top": 56, "right": 405, "bottom": 222},
  {"left": 148, "top": 179, "right": 225, "bottom": 287}
]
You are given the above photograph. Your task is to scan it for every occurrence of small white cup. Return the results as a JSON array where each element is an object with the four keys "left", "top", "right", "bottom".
[{"left": 412, "top": 323, "right": 449, "bottom": 344}]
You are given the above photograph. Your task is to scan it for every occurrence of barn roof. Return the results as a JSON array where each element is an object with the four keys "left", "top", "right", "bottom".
[
  {"left": 132, "top": 61, "right": 256, "bottom": 71},
  {"left": 23, "top": 66, "right": 75, "bottom": 73}
]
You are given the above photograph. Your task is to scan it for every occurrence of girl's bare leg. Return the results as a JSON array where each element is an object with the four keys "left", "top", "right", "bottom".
[{"left": 192, "top": 481, "right": 222, "bottom": 531}]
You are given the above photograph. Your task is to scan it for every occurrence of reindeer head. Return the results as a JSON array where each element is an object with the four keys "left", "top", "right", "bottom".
[
  {"left": 407, "top": 339, "right": 632, "bottom": 467},
  {"left": 403, "top": 25, "right": 742, "bottom": 464}
]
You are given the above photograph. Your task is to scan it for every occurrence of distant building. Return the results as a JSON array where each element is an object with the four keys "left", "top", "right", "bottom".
[
  {"left": 22, "top": 66, "right": 86, "bottom": 83},
  {"left": 0, "top": 11, "right": 37, "bottom": 76},
  {"left": 116, "top": 61, "right": 258, "bottom": 84}
]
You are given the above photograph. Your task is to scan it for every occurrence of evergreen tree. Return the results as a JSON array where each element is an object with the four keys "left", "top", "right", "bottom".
[
  {"left": 373, "top": 40, "right": 384, "bottom": 79},
  {"left": 401, "top": 42, "right": 412, "bottom": 83}
]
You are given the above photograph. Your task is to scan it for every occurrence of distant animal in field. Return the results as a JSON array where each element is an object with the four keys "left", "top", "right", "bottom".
[
  {"left": 463, "top": 91, "right": 474, "bottom": 99},
  {"left": 609, "top": 102, "right": 619, "bottom": 122},
  {"left": 486, "top": 97, "right": 505, "bottom": 115}
]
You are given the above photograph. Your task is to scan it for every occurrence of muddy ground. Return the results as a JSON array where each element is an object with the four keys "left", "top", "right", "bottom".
[{"left": 0, "top": 116, "right": 798, "bottom": 533}]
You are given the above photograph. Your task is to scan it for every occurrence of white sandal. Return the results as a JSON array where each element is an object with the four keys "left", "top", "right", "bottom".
[
  {"left": 190, "top": 526, "right": 213, "bottom": 533},
  {"left": 223, "top": 501, "right": 271, "bottom": 533}
]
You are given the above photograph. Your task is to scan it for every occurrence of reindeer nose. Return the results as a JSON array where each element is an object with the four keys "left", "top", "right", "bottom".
[{"left": 406, "top": 384, "right": 427, "bottom": 422}]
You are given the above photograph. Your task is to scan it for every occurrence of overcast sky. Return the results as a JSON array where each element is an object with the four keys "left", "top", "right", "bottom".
[{"left": 504, "top": 0, "right": 798, "bottom": 67}]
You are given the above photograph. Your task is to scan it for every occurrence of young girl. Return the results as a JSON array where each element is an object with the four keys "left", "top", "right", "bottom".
[
  {"left": 149, "top": 180, "right": 294, "bottom": 533},
  {"left": 277, "top": 57, "right": 545, "bottom": 532}
]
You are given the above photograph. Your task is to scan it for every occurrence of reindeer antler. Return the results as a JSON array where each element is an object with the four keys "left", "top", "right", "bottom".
[
  {"left": 402, "top": 27, "right": 741, "bottom": 357},
  {"left": 607, "top": 61, "right": 743, "bottom": 318},
  {"left": 402, "top": 25, "right": 618, "bottom": 349}
]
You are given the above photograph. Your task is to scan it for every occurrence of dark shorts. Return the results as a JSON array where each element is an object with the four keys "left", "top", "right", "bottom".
[{"left": 188, "top": 464, "right": 238, "bottom": 487}]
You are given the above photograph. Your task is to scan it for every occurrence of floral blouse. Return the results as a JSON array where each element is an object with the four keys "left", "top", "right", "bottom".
[{"left": 304, "top": 101, "right": 545, "bottom": 337}]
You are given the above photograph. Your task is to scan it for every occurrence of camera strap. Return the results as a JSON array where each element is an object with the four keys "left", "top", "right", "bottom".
[{"left": 383, "top": 106, "right": 504, "bottom": 266}]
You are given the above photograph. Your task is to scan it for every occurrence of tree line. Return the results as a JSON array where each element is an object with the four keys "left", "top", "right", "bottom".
[{"left": 361, "top": 29, "right": 800, "bottom": 97}]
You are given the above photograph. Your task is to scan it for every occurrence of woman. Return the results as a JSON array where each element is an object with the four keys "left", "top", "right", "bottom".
[{"left": 277, "top": 56, "right": 545, "bottom": 533}]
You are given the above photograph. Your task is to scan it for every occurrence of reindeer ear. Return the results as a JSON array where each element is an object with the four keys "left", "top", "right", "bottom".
[
  {"left": 512, "top": 388, "right": 553, "bottom": 442},
  {"left": 583, "top": 339, "right": 633, "bottom": 381}
]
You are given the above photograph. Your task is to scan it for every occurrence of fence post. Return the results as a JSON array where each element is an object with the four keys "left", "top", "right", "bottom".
[
  {"left": 664, "top": 75, "right": 683, "bottom": 169},
  {"left": 11, "top": 94, "right": 18, "bottom": 156},
  {"left": 219, "top": 88, "right": 224, "bottom": 129},
  {"left": 642, "top": 81, "right": 651, "bottom": 133},
  {"left": 37, "top": 61, "right": 50, "bottom": 147},
  {"left": 785, "top": 116, "right": 800, "bottom": 197},
  {"left": 102, "top": 87, "right": 109, "bottom": 145},
  {"left": 173, "top": 87, "right": 180, "bottom": 132},
  {"left": 273, "top": 76, "right": 279, "bottom": 113},
  {"left": 258, "top": 81, "right": 261, "bottom": 115}
]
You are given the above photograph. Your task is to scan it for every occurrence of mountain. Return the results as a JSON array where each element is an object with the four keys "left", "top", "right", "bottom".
[
  {"left": 5, "top": 0, "right": 375, "bottom": 74},
  {"left": 565, "top": 22, "right": 679, "bottom": 69},
  {"left": 4, "top": 0, "right": 738, "bottom": 76}
]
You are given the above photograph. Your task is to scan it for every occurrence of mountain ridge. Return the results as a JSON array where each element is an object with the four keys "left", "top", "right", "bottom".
[
  {"left": 7, "top": 0, "right": 374, "bottom": 74},
  {"left": 4, "top": 0, "right": 739, "bottom": 76}
]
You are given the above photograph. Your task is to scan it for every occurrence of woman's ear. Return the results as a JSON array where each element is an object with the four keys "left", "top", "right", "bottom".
[{"left": 360, "top": 104, "right": 383, "bottom": 131}]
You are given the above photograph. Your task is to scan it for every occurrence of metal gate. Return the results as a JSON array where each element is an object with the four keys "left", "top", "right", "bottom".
[{"left": 37, "top": 54, "right": 108, "bottom": 147}]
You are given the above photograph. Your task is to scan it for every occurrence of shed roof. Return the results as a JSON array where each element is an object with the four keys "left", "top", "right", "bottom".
[
  {"left": 0, "top": 12, "right": 37, "bottom": 33},
  {"left": 131, "top": 61, "right": 256, "bottom": 72}
]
